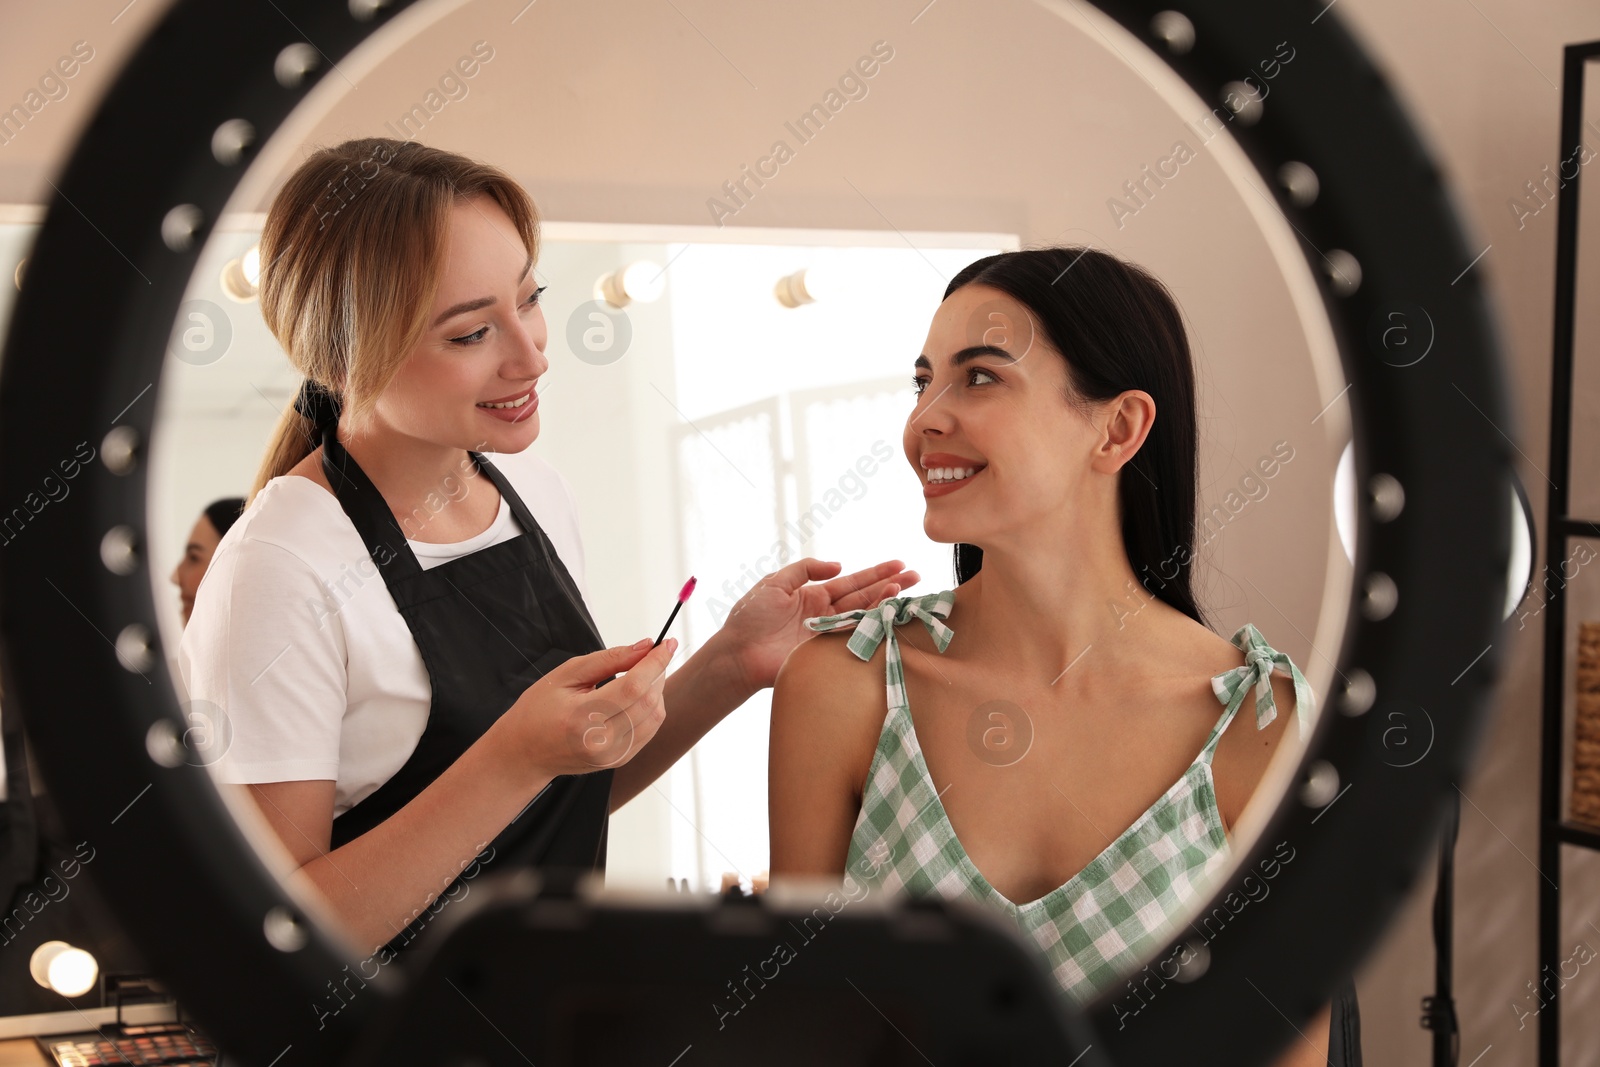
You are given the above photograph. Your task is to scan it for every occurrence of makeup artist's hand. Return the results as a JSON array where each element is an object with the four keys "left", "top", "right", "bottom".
[
  {"left": 719, "top": 558, "right": 919, "bottom": 691},
  {"left": 492, "top": 638, "right": 677, "bottom": 780}
]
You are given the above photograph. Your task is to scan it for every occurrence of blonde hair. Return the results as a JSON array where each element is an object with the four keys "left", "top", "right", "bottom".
[{"left": 246, "top": 137, "right": 541, "bottom": 507}]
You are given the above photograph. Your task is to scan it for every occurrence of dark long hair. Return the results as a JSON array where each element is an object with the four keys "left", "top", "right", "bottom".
[
  {"left": 203, "top": 497, "right": 246, "bottom": 540},
  {"left": 944, "top": 246, "right": 1207, "bottom": 629}
]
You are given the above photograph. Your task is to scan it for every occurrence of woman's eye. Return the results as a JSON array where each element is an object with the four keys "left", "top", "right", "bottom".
[
  {"left": 450, "top": 287, "right": 545, "bottom": 345},
  {"left": 911, "top": 368, "right": 996, "bottom": 397}
]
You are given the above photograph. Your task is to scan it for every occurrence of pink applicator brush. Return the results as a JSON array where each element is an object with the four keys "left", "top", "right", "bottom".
[{"left": 653, "top": 576, "right": 696, "bottom": 648}]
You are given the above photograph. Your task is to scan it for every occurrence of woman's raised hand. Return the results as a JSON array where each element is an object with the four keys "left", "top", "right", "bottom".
[{"left": 492, "top": 638, "right": 677, "bottom": 781}]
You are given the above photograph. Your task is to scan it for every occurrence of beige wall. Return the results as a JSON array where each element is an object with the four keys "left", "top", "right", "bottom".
[{"left": 3, "top": 0, "right": 1599, "bottom": 1062}]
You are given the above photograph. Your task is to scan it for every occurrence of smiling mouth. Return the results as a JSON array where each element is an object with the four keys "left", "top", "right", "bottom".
[
  {"left": 925, "top": 464, "right": 986, "bottom": 485},
  {"left": 476, "top": 389, "right": 534, "bottom": 410}
]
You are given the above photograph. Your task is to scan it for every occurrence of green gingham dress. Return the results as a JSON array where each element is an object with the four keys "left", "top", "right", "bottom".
[{"left": 805, "top": 588, "right": 1316, "bottom": 1005}]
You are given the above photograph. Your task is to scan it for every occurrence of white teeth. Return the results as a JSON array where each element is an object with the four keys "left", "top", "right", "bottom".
[
  {"left": 478, "top": 391, "right": 531, "bottom": 409},
  {"left": 928, "top": 466, "right": 980, "bottom": 484}
]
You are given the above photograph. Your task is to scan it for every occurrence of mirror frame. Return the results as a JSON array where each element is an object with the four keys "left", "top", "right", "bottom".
[{"left": 0, "top": 0, "right": 1511, "bottom": 1063}]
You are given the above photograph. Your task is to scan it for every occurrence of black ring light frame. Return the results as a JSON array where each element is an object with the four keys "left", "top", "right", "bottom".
[{"left": 0, "top": 0, "right": 1511, "bottom": 1064}]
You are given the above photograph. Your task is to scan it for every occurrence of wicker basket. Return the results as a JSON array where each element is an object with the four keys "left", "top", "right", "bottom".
[{"left": 1571, "top": 621, "right": 1600, "bottom": 827}]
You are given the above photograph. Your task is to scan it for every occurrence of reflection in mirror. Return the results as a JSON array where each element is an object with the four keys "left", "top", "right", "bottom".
[{"left": 136, "top": 0, "right": 1351, "bottom": 1049}]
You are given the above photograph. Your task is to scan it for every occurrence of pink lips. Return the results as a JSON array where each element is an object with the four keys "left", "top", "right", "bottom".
[
  {"left": 923, "top": 466, "right": 984, "bottom": 498},
  {"left": 919, "top": 451, "right": 987, "bottom": 472},
  {"left": 920, "top": 451, "right": 986, "bottom": 498}
]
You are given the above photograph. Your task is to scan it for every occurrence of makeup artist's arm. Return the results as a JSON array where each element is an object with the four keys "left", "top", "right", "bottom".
[
  {"left": 608, "top": 557, "right": 918, "bottom": 811},
  {"left": 245, "top": 640, "right": 673, "bottom": 957}
]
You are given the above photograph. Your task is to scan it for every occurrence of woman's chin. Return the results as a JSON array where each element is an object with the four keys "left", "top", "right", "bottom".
[
  {"left": 922, "top": 516, "right": 968, "bottom": 543},
  {"left": 477, "top": 409, "right": 539, "bottom": 443}
]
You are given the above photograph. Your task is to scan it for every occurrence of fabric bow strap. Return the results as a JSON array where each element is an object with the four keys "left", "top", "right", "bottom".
[
  {"left": 1211, "top": 622, "right": 1317, "bottom": 733},
  {"left": 294, "top": 377, "right": 343, "bottom": 437},
  {"left": 805, "top": 590, "right": 956, "bottom": 661}
]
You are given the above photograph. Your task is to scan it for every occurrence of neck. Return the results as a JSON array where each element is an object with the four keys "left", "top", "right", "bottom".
[
  {"left": 330, "top": 416, "right": 486, "bottom": 536},
  {"left": 954, "top": 510, "right": 1164, "bottom": 686}
]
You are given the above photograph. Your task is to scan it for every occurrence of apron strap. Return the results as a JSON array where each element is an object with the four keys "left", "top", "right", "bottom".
[
  {"left": 472, "top": 451, "right": 608, "bottom": 652},
  {"left": 319, "top": 432, "right": 428, "bottom": 583}
]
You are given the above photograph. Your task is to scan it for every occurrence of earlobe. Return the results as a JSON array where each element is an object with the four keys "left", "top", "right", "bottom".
[{"left": 1091, "top": 434, "right": 1127, "bottom": 475}]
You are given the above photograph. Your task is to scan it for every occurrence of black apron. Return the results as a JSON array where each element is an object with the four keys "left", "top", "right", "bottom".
[{"left": 316, "top": 429, "right": 615, "bottom": 958}]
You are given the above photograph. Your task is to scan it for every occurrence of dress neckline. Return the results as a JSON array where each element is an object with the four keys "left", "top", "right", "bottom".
[
  {"left": 875, "top": 586, "right": 1253, "bottom": 913},
  {"left": 915, "top": 740, "right": 1228, "bottom": 912}
]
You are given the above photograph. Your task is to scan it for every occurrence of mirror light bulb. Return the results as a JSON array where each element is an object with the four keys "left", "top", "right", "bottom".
[
  {"left": 30, "top": 941, "right": 99, "bottom": 998},
  {"left": 774, "top": 267, "right": 836, "bottom": 308},
  {"left": 596, "top": 261, "right": 665, "bottom": 308}
]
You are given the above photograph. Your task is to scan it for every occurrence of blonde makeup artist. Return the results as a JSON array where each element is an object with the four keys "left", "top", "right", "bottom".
[{"left": 177, "top": 137, "right": 918, "bottom": 960}]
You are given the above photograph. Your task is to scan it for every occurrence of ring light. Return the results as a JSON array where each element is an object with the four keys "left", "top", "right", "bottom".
[{"left": 0, "top": 0, "right": 1512, "bottom": 1063}]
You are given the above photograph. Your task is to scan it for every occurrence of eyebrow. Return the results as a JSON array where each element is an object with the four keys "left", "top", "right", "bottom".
[
  {"left": 431, "top": 252, "right": 535, "bottom": 328},
  {"left": 914, "top": 345, "right": 1020, "bottom": 371}
]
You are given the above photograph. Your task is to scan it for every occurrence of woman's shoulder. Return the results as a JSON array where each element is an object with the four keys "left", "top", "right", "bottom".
[
  {"left": 1205, "top": 621, "right": 1314, "bottom": 729},
  {"left": 282, "top": 446, "right": 336, "bottom": 495},
  {"left": 1152, "top": 614, "right": 1303, "bottom": 710},
  {"left": 774, "top": 595, "right": 914, "bottom": 802},
  {"left": 181, "top": 480, "right": 358, "bottom": 654},
  {"left": 802, "top": 589, "right": 956, "bottom": 660},
  {"left": 778, "top": 590, "right": 945, "bottom": 699},
  {"left": 1127, "top": 614, "right": 1306, "bottom": 825},
  {"left": 223, "top": 466, "right": 360, "bottom": 576},
  {"left": 1207, "top": 623, "right": 1308, "bottom": 830}
]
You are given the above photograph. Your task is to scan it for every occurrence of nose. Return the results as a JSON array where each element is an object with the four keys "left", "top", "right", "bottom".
[
  {"left": 512, "top": 304, "right": 551, "bottom": 380},
  {"left": 908, "top": 384, "right": 957, "bottom": 434},
  {"left": 904, "top": 396, "right": 955, "bottom": 471}
]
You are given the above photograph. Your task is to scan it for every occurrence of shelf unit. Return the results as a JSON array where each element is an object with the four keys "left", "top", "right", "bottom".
[{"left": 1538, "top": 37, "right": 1600, "bottom": 1067}]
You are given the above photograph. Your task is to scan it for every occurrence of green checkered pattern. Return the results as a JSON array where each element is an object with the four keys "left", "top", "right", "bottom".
[{"left": 806, "top": 589, "right": 1316, "bottom": 1005}]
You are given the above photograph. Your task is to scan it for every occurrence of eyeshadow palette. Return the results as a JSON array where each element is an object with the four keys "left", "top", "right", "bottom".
[{"left": 38, "top": 1022, "right": 216, "bottom": 1067}]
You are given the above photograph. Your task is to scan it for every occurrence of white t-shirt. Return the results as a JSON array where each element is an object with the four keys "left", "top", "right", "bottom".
[{"left": 176, "top": 449, "right": 589, "bottom": 817}]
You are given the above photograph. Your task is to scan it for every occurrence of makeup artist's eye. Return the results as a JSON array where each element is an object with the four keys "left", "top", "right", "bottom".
[{"left": 449, "top": 287, "right": 547, "bottom": 346}]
